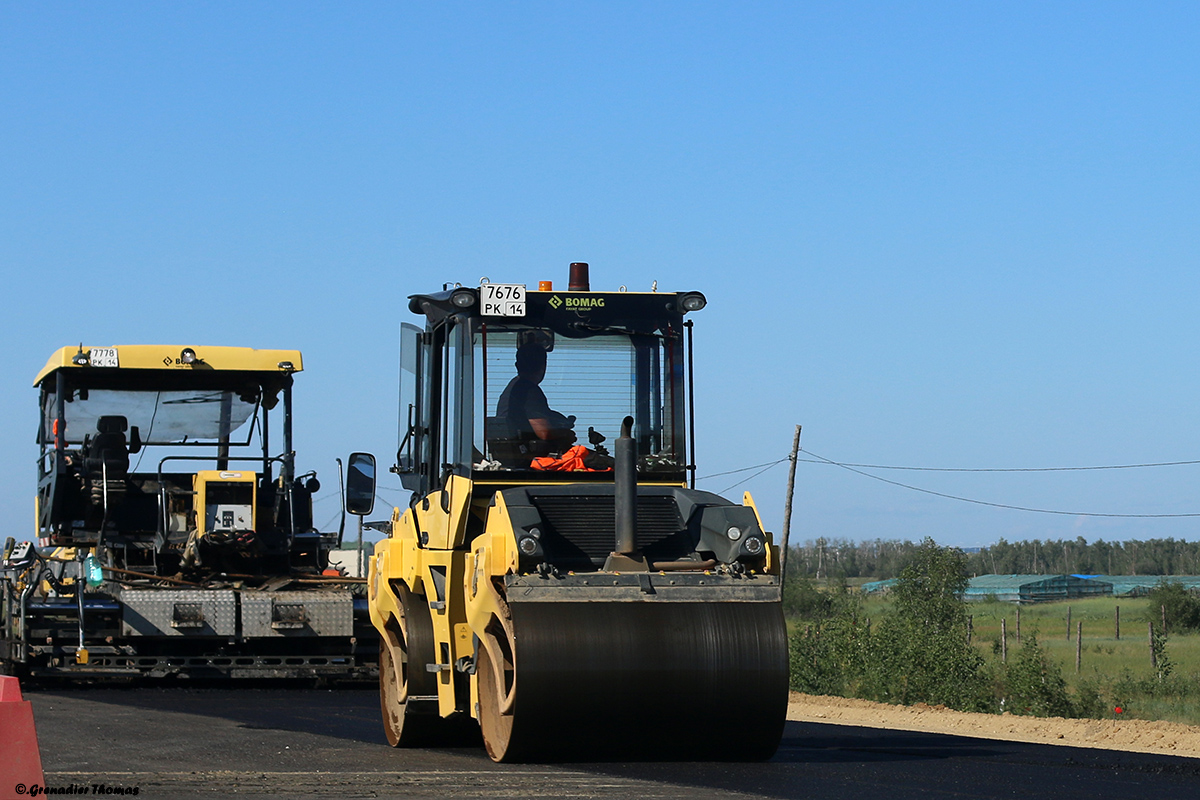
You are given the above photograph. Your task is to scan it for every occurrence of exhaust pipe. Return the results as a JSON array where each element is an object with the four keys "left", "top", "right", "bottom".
[
  {"left": 614, "top": 415, "right": 637, "bottom": 555},
  {"left": 604, "top": 416, "right": 647, "bottom": 571}
]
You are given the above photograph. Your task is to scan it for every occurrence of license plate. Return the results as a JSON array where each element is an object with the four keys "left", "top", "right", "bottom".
[
  {"left": 89, "top": 347, "right": 119, "bottom": 367},
  {"left": 481, "top": 283, "right": 526, "bottom": 317}
]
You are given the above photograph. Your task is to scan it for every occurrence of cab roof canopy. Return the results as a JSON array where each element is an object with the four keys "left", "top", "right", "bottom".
[{"left": 35, "top": 345, "right": 303, "bottom": 388}]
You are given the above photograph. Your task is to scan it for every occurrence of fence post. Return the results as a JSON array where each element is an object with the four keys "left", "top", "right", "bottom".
[
  {"left": 1149, "top": 621, "right": 1157, "bottom": 671},
  {"left": 1066, "top": 605, "right": 1072, "bottom": 640},
  {"left": 1080, "top": 618, "right": 1089, "bottom": 676},
  {"left": 1016, "top": 606, "right": 1021, "bottom": 642},
  {"left": 1115, "top": 605, "right": 1120, "bottom": 640},
  {"left": 1001, "top": 617, "right": 1008, "bottom": 664},
  {"left": 967, "top": 615, "right": 973, "bottom": 645}
]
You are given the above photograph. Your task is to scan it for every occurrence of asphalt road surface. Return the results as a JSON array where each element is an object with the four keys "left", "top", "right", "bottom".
[{"left": 19, "top": 687, "right": 1200, "bottom": 800}]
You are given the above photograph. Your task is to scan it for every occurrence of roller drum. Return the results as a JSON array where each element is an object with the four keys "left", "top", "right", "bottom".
[{"left": 480, "top": 600, "right": 788, "bottom": 762}]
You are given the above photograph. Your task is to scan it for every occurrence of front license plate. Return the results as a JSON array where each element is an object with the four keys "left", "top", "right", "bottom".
[{"left": 89, "top": 347, "right": 119, "bottom": 367}]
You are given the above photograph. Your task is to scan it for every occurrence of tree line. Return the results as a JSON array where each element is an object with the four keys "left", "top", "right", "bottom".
[{"left": 788, "top": 536, "right": 1200, "bottom": 580}]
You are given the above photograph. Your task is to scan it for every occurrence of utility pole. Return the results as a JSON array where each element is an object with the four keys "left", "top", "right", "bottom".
[{"left": 779, "top": 425, "right": 801, "bottom": 589}]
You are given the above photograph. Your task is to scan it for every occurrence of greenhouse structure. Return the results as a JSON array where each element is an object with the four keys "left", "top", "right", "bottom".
[{"left": 962, "top": 574, "right": 1113, "bottom": 603}]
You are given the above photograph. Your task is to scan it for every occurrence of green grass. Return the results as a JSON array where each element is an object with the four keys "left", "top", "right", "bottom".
[{"left": 854, "top": 595, "right": 1200, "bottom": 724}]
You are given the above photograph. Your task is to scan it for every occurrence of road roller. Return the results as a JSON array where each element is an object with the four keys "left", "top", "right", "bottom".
[{"left": 352, "top": 264, "right": 787, "bottom": 761}]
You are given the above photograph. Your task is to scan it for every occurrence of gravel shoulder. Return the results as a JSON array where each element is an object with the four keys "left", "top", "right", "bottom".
[{"left": 788, "top": 692, "right": 1200, "bottom": 759}]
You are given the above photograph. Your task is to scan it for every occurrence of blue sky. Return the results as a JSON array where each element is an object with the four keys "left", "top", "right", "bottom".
[{"left": 3, "top": 2, "right": 1199, "bottom": 548}]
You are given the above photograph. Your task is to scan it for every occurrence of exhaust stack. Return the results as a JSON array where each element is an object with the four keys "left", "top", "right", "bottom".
[{"left": 604, "top": 415, "right": 647, "bottom": 571}]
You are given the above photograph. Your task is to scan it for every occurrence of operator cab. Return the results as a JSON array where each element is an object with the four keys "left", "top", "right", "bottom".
[
  {"left": 34, "top": 346, "right": 325, "bottom": 575},
  {"left": 395, "top": 267, "right": 705, "bottom": 496}
]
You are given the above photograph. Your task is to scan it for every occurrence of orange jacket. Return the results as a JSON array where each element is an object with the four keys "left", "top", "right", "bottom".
[{"left": 530, "top": 445, "right": 612, "bottom": 472}]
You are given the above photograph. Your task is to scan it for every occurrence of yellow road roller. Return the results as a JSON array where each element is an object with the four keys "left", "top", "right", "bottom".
[{"left": 351, "top": 264, "right": 787, "bottom": 761}]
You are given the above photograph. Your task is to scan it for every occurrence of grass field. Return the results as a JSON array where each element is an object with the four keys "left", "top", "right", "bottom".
[{"left": 858, "top": 595, "right": 1200, "bottom": 724}]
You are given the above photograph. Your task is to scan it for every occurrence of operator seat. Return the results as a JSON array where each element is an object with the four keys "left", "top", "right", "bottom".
[
  {"left": 85, "top": 415, "right": 130, "bottom": 507},
  {"left": 485, "top": 416, "right": 532, "bottom": 468}
]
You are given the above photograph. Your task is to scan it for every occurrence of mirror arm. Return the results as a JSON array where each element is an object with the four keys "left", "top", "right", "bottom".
[{"left": 336, "top": 457, "right": 346, "bottom": 547}]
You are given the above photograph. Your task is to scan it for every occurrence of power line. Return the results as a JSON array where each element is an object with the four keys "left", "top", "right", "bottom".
[
  {"left": 700, "top": 453, "right": 1200, "bottom": 484},
  {"left": 717, "top": 460, "right": 788, "bottom": 495},
  {"left": 697, "top": 458, "right": 789, "bottom": 481},
  {"left": 801, "top": 448, "right": 1200, "bottom": 518},
  {"left": 796, "top": 456, "right": 1200, "bottom": 473}
]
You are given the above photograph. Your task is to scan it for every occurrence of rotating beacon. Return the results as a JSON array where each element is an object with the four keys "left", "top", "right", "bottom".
[{"left": 352, "top": 264, "right": 788, "bottom": 761}]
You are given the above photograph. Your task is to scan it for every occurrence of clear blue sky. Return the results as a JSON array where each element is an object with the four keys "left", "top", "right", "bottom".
[{"left": 3, "top": 2, "right": 1199, "bottom": 549}]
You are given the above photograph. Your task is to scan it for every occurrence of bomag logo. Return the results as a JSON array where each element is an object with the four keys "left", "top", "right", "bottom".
[{"left": 549, "top": 295, "right": 604, "bottom": 309}]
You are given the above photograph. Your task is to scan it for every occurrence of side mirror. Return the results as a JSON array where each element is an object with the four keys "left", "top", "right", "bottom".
[
  {"left": 128, "top": 426, "right": 142, "bottom": 454},
  {"left": 345, "top": 452, "right": 376, "bottom": 516}
]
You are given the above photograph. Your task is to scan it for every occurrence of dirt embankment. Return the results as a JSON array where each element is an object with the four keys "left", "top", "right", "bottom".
[{"left": 787, "top": 693, "right": 1200, "bottom": 759}]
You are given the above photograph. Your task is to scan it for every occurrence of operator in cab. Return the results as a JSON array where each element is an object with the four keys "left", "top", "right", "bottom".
[{"left": 496, "top": 342, "right": 576, "bottom": 456}]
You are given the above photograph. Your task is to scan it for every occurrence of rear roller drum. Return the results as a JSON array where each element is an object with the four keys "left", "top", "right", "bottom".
[{"left": 379, "top": 583, "right": 440, "bottom": 747}]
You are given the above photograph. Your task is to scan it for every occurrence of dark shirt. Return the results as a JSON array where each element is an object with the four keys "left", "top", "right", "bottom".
[{"left": 497, "top": 376, "right": 553, "bottom": 439}]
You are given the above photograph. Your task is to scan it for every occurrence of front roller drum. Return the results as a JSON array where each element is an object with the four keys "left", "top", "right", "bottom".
[{"left": 478, "top": 601, "right": 788, "bottom": 762}]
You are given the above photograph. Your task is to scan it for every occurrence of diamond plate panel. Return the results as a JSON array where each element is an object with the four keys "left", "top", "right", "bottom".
[
  {"left": 120, "top": 589, "right": 238, "bottom": 637},
  {"left": 240, "top": 590, "right": 353, "bottom": 637}
]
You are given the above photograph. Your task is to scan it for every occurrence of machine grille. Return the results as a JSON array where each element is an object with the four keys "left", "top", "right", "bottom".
[{"left": 531, "top": 494, "right": 686, "bottom": 565}]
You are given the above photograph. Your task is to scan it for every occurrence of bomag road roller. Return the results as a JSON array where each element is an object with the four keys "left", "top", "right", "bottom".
[
  {"left": 0, "top": 345, "right": 375, "bottom": 680},
  {"left": 352, "top": 263, "right": 788, "bottom": 761}
]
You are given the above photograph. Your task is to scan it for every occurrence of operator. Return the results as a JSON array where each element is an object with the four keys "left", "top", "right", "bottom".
[{"left": 496, "top": 342, "right": 576, "bottom": 455}]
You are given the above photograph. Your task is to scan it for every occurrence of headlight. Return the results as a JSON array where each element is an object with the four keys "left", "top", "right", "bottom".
[
  {"left": 743, "top": 536, "right": 764, "bottom": 556},
  {"left": 518, "top": 536, "right": 539, "bottom": 556},
  {"left": 451, "top": 288, "right": 477, "bottom": 308},
  {"left": 677, "top": 291, "right": 707, "bottom": 313},
  {"left": 726, "top": 526, "right": 742, "bottom": 541}
]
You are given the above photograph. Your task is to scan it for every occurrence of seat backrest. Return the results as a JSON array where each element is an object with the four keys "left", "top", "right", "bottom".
[
  {"left": 89, "top": 416, "right": 130, "bottom": 476},
  {"left": 485, "top": 416, "right": 529, "bottom": 467}
]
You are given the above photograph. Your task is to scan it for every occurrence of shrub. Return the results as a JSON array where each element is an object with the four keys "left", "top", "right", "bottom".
[
  {"left": 789, "top": 618, "right": 857, "bottom": 696},
  {"left": 1003, "top": 633, "right": 1074, "bottom": 717},
  {"left": 1072, "top": 678, "right": 1106, "bottom": 719},
  {"left": 783, "top": 575, "right": 838, "bottom": 620},
  {"left": 1146, "top": 581, "right": 1200, "bottom": 633},
  {"left": 788, "top": 538, "right": 993, "bottom": 712}
]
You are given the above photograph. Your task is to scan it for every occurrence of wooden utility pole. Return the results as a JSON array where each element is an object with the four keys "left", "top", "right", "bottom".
[{"left": 779, "top": 425, "right": 801, "bottom": 589}]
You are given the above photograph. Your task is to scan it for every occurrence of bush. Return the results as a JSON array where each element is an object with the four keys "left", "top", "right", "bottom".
[
  {"left": 1146, "top": 581, "right": 1200, "bottom": 633},
  {"left": 1073, "top": 678, "right": 1106, "bottom": 719},
  {"left": 789, "top": 616, "right": 862, "bottom": 696},
  {"left": 788, "top": 538, "right": 993, "bottom": 712},
  {"left": 857, "top": 610, "right": 992, "bottom": 710},
  {"left": 1003, "top": 634, "right": 1074, "bottom": 717},
  {"left": 783, "top": 575, "right": 838, "bottom": 620}
]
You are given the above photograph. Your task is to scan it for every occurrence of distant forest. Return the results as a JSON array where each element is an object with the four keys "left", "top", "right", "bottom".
[{"left": 788, "top": 537, "right": 1200, "bottom": 580}]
